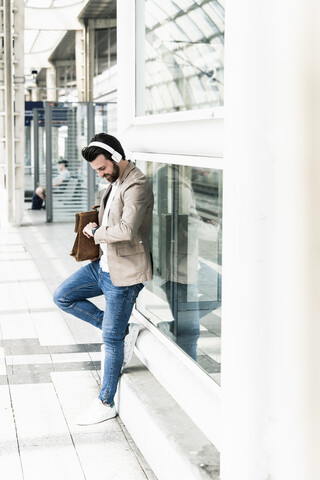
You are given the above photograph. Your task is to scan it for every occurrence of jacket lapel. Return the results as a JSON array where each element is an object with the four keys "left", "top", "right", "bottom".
[
  {"left": 98, "top": 162, "right": 135, "bottom": 225},
  {"left": 99, "top": 184, "right": 112, "bottom": 224}
]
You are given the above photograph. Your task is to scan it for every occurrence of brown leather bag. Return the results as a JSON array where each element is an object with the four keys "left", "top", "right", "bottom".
[{"left": 70, "top": 208, "right": 100, "bottom": 262}]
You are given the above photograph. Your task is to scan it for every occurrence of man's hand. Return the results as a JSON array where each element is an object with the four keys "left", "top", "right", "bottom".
[{"left": 83, "top": 222, "right": 98, "bottom": 238}]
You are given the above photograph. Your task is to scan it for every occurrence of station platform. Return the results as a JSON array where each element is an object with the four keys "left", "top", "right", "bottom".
[{"left": 0, "top": 207, "right": 156, "bottom": 480}]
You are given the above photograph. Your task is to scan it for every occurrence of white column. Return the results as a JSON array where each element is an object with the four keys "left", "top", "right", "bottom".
[
  {"left": 84, "top": 20, "right": 95, "bottom": 102},
  {"left": 75, "top": 29, "right": 85, "bottom": 102},
  {"left": 31, "top": 81, "right": 39, "bottom": 101},
  {"left": 221, "top": 1, "right": 320, "bottom": 479},
  {"left": 46, "top": 65, "right": 57, "bottom": 102},
  {"left": 0, "top": 0, "right": 25, "bottom": 226},
  {"left": 272, "top": 1, "right": 320, "bottom": 478},
  {"left": 0, "top": 1, "right": 6, "bottom": 213},
  {"left": 13, "top": 0, "right": 25, "bottom": 225},
  {"left": 2, "top": 0, "right": 15, "bottom": 225}
]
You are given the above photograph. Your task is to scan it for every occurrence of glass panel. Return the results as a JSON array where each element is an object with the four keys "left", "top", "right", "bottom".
[
  {"left": 25, "top": 103, "right": 46, "bottom": 196},
  {"left": 140, "top": 0, "right": 225, "bottom": 115},
  {"left": 30, "top": 102, "right": 113, "bottom": 220},
  {"left": 51, "top": 104, "right": 89, "bottom": 221},
  {"left": 38, "top": 123, "right": 46, "bottom": 188},
  {"left": 24, "top": 125, "right": 33, "bottom": 195},
  {"left": 94, "top": 28, "right": 117, "bottom": 76},
  {"left": 136, "top": 161, "right": 222, "bottom": 384},
  {"left": 94, "top": 102, "right": 117, "bottom": 206}
]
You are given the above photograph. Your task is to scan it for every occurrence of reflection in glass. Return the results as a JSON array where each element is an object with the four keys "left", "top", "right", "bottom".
[
  {"left": 141, "top": 0, "right": 225, "bottom": 115},
  {"left": 136, "top": 161, "right": 222, "bottom": 383}
]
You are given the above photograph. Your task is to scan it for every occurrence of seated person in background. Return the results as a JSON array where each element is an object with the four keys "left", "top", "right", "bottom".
[{"left": 31, "top": 159, "right": 71, "bottom": 210}]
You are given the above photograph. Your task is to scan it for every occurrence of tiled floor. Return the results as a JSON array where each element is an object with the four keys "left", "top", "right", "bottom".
[{"left": 0, "top": 208, "right": 155, "bottom": 480}]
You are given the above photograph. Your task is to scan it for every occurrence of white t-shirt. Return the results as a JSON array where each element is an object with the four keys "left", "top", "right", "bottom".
[
  {"left": 53, "top": 169, "right": 71, "bottom": 184},
  {"left": 100, "top": 181, "right": 119, "bottom": 272}
]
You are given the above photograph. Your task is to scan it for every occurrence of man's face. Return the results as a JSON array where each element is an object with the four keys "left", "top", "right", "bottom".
[{"left": 90, "top": 154, "right": 119, "bottom": 183}]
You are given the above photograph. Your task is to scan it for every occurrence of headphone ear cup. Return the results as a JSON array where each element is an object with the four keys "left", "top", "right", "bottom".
[{"left": 112, "top": 151, "right": 122, "bottom": 162}]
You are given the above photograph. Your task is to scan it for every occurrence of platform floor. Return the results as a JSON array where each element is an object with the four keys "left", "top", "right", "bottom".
[{"left": 0, "top": 208, "right": 156, "bottom": 480}]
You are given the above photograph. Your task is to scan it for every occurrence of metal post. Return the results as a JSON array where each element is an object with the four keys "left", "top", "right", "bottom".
[
  {"left": 44, "top": 102, "right": 53, "bottom": 222},
  {"left": 87, "top": 101, "right": 95, "bottom": 208},
  {"left": 33, "top": 108, "right": 39, "bottom": 191},
  {"left": 171, "top": 167, "right": 179, "bottom": 336}
]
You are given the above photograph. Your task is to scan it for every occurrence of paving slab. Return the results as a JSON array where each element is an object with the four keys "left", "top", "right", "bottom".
[
  {"left": 0, "top": 385, "right": 23, "bottom": 480},
  {"left": 0, "top": 219, "right": 156, "bottom": 480},
  {"left": 10, "top": 383, "right": 85, "bottom": 480},
  {"left": 51, "top": 371, "right": 148, "bottom": 480}
]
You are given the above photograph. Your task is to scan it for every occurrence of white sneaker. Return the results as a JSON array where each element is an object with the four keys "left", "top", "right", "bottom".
[
  {"left": 121, "top": 323, "right": 140, "bottom": 372},
  {"left": 76, "top": 399, "right": 117, "bottom": 426}
]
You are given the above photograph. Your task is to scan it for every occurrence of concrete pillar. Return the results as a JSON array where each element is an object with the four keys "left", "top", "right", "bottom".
[
  {"left": 13, "top": 0, "right": 25, "bottom": 225},
  {"left": 0, "top": 1, "right": 5, "bottom": 201},
  {"left": 0, "top": 0, "right": 24, "bottom": 226},
  {"left": 31, "top": 84, "right": 39, "bottom": 102},
  {"left": 75, "top": 29, "right": 86, "bottom": 102},
  {"left": 2, "top": 0, "right": 15, "bottom": 225},
  {"left": 46, "top": 65, "right": 57, "bottom": 102},
  {"left": 85, "top": 20, "right": 95, "bottom": 102},
  {"left": 272, "top": 2, "right": 320, "bottom": 478},
  {"left": 221, "top": 1, "right": 320, "bottom": 479}
]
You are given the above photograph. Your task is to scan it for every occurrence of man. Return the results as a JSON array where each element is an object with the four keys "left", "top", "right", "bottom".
[
  {"left": 53, "top": 133, "right": 153, "bottom": 425},
  {"left": 155, "top": 164, "right": 220, "bottom": 360},
  {"left": 31, "top": 159, "right": 71, "bottom": 210}
]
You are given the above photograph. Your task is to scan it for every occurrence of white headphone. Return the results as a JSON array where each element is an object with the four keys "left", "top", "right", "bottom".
[{"left": 87, "top": 141, "right": 122, "bottom": 162}]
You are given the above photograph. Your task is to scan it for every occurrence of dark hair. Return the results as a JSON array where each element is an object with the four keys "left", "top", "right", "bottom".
[
  {"left": 58, "top": 160, "right": 68, "bottom": 167},
  {"left": 81, "top": 132, "right": 126, "bottom": 163}
]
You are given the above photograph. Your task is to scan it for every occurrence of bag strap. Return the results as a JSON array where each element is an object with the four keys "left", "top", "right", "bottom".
[{"left": 74, "top": 213, "right": 80, "bottom": 233}]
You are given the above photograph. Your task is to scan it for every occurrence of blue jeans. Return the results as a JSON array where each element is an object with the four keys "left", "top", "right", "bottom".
[
  {"left": 160, "top": 281, "right": 200, "bottom": 360},
  {"left": 53, "top": 260, "right": 144, "bottom": 404}
]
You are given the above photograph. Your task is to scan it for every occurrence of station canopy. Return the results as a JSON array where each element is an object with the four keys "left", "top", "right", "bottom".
[{"left": 24, "top": 0, "right": 114, "bottom": 77}]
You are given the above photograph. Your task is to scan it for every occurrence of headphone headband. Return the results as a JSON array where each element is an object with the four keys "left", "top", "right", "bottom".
[{"left": 87, "top": 141, "right": 122, "bottom": 162}]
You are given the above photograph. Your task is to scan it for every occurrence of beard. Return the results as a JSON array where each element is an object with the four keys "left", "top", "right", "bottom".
[{"left": 104, "top": 162, "right": 120, "bottom": 183}]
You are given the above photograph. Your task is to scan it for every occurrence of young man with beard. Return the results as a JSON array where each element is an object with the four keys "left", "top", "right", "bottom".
[{"left": 53, "top": 133, "right": 153, "bottom": 425}]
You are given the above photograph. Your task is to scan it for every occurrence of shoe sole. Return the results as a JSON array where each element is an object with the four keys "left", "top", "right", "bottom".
[
  {"left": 76, "top": 413, "right": 117, "bottom": 426},
  {"left": 121, "top": 324, "right": 140, "bottom": 372}
]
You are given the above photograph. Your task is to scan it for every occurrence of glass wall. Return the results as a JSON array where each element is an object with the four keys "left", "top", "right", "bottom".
[
  {"left": 24, "top": 127, "right": 32, "bottom": 194},
  {"left": 94, "top": 27, "right": 117, "bottom": 75},
  {"left": 140, "top": 0, "right": 225, "bottom": 115},
  {"left": 24, "top": 101, "right": 46, "bottom": 197},
  {"left": 28, "top": 102, "right": 114, "bottom": 221},
  {"left": 136, "top": 160, "right": 222, "bottom": 384},
  {"left": 47, "top": 103, "right": 89, "bottom": 222}
]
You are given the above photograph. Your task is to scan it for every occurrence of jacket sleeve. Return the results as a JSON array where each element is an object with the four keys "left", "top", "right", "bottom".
[{"left": 93, "top": 178, "right": 152, "bottom": 245}]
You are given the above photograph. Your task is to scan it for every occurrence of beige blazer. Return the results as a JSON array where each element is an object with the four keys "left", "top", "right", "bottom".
[{"left": 94, "top": 161, "right": 154, "bottom": 286}]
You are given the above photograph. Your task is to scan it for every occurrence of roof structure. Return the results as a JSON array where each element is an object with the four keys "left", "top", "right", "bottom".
[
  {"left": 78, "top": 0, "right": 115, "bottom": 20},
  {"left": 24, "top": 0, "right": 88, "bottom": 75}
]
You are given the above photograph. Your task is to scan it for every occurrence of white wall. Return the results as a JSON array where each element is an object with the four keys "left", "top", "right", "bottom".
[{"left": 222, "top": 1, "right": 320, "bottom": 479}]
